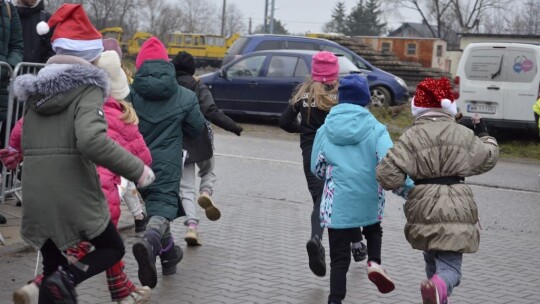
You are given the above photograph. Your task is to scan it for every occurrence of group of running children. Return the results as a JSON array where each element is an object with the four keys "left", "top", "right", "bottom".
[{"left": 1, "top": 3, "right": 499, "bottom": 304}]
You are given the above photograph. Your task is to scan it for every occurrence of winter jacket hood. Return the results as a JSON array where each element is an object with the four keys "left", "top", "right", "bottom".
[
  {"left": 14, "top": 62, "right": 109, "bottom": 114},
  {"left": 325, "top": 103, "right": 373, "bottom": 146},
  {"left": 132, "top": 60, "right": 177, "bottom": 101}
]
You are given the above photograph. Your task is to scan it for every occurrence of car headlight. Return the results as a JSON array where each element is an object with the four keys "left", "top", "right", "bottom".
[{"left": 394, "top": 76, "right": 407, "bottom": 88}]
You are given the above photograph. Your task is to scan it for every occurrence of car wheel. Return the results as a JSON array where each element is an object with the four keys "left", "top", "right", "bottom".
[{"left": 370, "top": 86, "right": 392, "bottom": 107}]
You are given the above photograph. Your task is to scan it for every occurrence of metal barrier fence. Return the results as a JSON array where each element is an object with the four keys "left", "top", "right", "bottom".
[{"left": 0, "top": 62, "right": 46, "bottom": 203}]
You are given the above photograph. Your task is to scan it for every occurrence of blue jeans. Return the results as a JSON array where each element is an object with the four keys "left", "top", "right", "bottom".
[{"left": 423, "top": 251, "right": 463, "bottom": 295}]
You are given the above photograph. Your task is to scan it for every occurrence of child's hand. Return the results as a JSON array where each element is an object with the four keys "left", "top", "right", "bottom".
[
  {"left": 137, "top": 165, "right": 155, "bottom": 188},
  {"left": 0, "top": 148, "right": 22, "bottom": 170}
]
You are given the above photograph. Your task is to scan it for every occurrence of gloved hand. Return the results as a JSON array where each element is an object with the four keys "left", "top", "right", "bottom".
[
  {"left": 471, "top": 114, "right": 489, "bottom": 137},
  {"left": 137, "top": 165, "right": 155, "bottom": 188},
  {"left": 0, "top": 147, "right": 23, "bottom": 170},
  {"left": 233, "top": 126, "right": 243, "bottom": 136}
]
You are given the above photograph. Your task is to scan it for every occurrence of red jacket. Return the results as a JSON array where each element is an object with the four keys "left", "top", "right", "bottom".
[{"left": 10, "top": 97, "right": 152, "bottom": 225}]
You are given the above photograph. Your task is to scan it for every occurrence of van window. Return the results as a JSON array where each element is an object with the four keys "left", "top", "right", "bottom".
[
  {"left": 226, "top": 37, "right": 249, "bottom": 55},
  {"left": 286, "top": 41, "right": 315, "bottom": 50},
  {"left": 267, "top": 56, "right": 297, "bottom": 77},
  {"left": 464, "top": 48, "right": 505, "bottom": 82},
  {"left": 227, "top": 55, "right": 266, "bottom": 78},
  {"left": 507, "top": 49, "right": 537, "bottom": 83},
  {"left": 255, "top": 41, "right": 280, "bottom": 51}
]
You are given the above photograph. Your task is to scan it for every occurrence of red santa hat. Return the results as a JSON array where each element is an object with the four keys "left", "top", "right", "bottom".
[
  {"left": 36, "top": 4, "right": 103, "bottom": 61},
  {"left": 411, "top": 77, "right": 457, "bottom": 117}
]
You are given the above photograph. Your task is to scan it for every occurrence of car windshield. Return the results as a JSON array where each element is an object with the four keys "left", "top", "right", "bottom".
[{"left": 337, "top": 56, "right": 361, "bottom": 74}]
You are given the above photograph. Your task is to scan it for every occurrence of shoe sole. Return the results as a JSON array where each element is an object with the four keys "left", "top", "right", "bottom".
[
  {"left": 184, "top": 235, "right": 202, "bottom": 246},
  {"left": 162, "top": 246, "right": 184, "bottom": 276},
  {"left": 198, "top": 196, "right": 221, "bottom": 221},
  {"left": 306, "top": 241, "right": 326, "bottom": 277},
  {"left": 421, "top": 280, "right": 440, "bottom": 304},
  {"left": 368, "top": 269, "right": 395, "bottom": 294},
  {"left": 132, "top": 240, "right": 157, "bottom": 288}
]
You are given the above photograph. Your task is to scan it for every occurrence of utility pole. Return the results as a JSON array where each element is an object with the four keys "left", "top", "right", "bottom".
[
  {"left": 249, "top": 17, "right": 252, "bottom": 34},
  {"left": 221, "top": 0, "right": 226, "bottom": 37},
  {"left": 263, "top": 0, "right": 268, "bottom": 33},
  {"left": 269, "top": 0, "right": 275, "bottom": 34}
]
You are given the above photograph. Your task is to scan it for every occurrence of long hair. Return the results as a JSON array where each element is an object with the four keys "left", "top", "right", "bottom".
[
  {"left": 290, "top": 75, "right": 338, "bottom": 121},
  {"left": 118, "top": 99, "right": 139, "bottom": 125}
]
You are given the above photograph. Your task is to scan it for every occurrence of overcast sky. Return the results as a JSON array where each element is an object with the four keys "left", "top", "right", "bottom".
[{"left": 222, "top": 0, "right": 422, "bottom": 34}]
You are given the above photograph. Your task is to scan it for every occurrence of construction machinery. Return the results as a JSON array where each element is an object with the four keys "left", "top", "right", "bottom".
[{"left": 166, "top": 32, "right": 240, "bottom": 67}]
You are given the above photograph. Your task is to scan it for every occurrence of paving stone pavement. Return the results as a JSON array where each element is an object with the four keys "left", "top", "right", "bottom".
[{"left": 1, "top": 186, "right": 539, "bottom": 304}]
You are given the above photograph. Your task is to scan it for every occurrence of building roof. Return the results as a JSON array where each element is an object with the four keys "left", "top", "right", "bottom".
[{"left": 389, "top": 22, "right": 438, "bottom": 38}]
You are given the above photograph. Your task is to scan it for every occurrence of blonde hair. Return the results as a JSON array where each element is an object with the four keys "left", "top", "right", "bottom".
[
  {"left": 118, "top": 99, "right": 139, "bottom": 125},
  {"left": 291, "top": 75, "right": 338, "bottom": 121}
]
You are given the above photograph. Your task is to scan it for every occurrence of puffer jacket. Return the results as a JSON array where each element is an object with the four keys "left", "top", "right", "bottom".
[
  {"left": 97, "top": 97, "right": 152, "bottom": 226},
  {"left": 131, "top": 60, "right": 205, "bottom": 220},
  {"left": 13, "top": 57, "right": 145, "bottom": 251},
  {"left": 311, "top": 104, "right": 395, "bottom": 228},
  {"left": 376, "top": 111, "right": 499, "bottom": 253}
]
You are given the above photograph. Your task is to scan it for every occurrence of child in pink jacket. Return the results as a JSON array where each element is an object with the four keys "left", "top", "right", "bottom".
[{"left": 7, "top": 51, "right": 153, "bottom": 304}]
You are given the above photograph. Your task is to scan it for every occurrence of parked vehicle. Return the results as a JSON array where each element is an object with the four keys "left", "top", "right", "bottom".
[
  {"left": 222, "top": 34, "right": 409, "bottom": 106},
  {"left": 455, "top": 42, "right": 540, "bottom": 130},
  {"left": 199, "top": 50, "right": 363, "bottom": 117},
  {"left": 166, "top": 32, "right": 240, "bottom": 67}
]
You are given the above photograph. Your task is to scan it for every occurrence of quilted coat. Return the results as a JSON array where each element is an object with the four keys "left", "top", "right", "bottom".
[{"left": 376, "top": 111, "right": 499, "bottom": 253}]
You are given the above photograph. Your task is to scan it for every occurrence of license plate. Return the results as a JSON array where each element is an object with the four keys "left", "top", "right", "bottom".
[{"left": 467, "top": 103, "right": 496, "bottom": 114}]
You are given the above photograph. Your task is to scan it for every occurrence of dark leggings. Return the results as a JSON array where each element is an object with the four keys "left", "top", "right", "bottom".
[
  {"left": 302, "top": 160, "right": 324, "bottom": 239},
  {"left": 38, "top": 220, "right": 125, "bottom": 303},
  {"left": 328, "top": 222, "right": 382, "bottom": 302}
]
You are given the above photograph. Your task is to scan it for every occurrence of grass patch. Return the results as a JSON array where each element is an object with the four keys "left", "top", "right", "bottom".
[{"left": 369, "top": 104, "right": 540, "bottom": 161}]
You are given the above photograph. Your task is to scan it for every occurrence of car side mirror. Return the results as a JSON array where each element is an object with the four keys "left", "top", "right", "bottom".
[{"left": 219, "top": 69, "right": 228, "bottom": 79}]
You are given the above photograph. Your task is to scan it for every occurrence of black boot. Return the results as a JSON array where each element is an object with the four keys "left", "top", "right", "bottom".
[
  {"left": 132, "top": 229, "right": 160, "bottom": 288},
  {"left": 306, "top": 235, "right": 326, "bottom": 277},
  {"left": 159, "top": 237, "right": 183, "bottom": 276},
  {"left": 42, "top": 269, "right": 77, "bottom": 304},
  {"left": 0, "top": 214, "right": 6, "bottom": 224}
]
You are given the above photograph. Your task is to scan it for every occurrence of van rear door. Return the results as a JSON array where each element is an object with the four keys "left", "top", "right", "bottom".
[
  {"left": 502, "top": 44, "right": 539, "bottom": 122},
  {"left": 459, "top": 45, "right": 506, "bottom": 120}
]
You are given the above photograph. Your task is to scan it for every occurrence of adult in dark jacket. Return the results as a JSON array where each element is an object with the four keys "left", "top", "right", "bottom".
[
  {"left": 130, "top": 38, "right": 205, "bottom": 289},
  {"left": 14, "top": 0, "right": 53, "bottom": 63},
  {"left": 0, "top": 0, "right": 23, "bottom": 226},
  {"left": 172, "top": 51, "right": 242, "bottom": 246}
]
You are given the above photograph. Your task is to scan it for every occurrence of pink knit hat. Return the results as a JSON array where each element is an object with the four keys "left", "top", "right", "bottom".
[
  {"left": 311, "top": 51, "right": 339, "bottom": 84},
  {"left": 135, "top": 37, "right": 169, "bottom": 69}
]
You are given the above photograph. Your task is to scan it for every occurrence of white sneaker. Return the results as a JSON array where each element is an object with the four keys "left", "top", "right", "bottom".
[
  {"left": 13, "top": 282, "right": 39, "bottom": 304},
  {"left": 117, "top": 286, "right": 151, "bottom": 304},
  {"left": 366, "top": 261, "right": 395, "bottom": 294}
]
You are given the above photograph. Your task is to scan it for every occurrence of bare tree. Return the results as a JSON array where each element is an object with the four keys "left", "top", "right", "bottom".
[
  {"left": 179, "top": 0, "right": 218, "bottom": 34},
  {"left": 450, "top": 0, "right": 512, "bottom": 33},
  {"left": 506, "top": 0, "right": 540, "bottom": 34},
  {"left": 223, "top": 2, "right": 246, "bottom": 37}
]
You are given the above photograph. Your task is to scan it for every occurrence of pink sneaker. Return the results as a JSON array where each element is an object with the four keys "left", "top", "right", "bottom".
[
  {"left": 420, "top": 274, "right": 448, "bottom": 304},
  {"left": 366, "top": 261, "right": 395, "bottom": 294}
]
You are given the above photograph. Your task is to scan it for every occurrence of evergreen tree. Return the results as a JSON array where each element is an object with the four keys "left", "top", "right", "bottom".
[
  {"left": 345, "top": 0, "right": 386, "bottom": 36},
  {"left": 323, "top": 1, "right": 347, "bottom": 33}
]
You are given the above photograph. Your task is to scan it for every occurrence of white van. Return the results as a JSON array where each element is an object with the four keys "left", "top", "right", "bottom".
[{"left": 455, "top": 42, "right": 539, "bottom": 130}]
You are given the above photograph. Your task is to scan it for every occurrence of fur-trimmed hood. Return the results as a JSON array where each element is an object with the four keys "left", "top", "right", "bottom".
[{"left": 14, "top": 63, "right": 109, "bottom": 102}]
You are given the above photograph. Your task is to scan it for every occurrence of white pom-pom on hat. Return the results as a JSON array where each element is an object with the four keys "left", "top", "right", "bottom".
[
  {"left": 441, "top": 98, "right": 452, "bottom": 109},
  {"left": 36, "top": 21, "right": 50, "bottom": 35}
]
